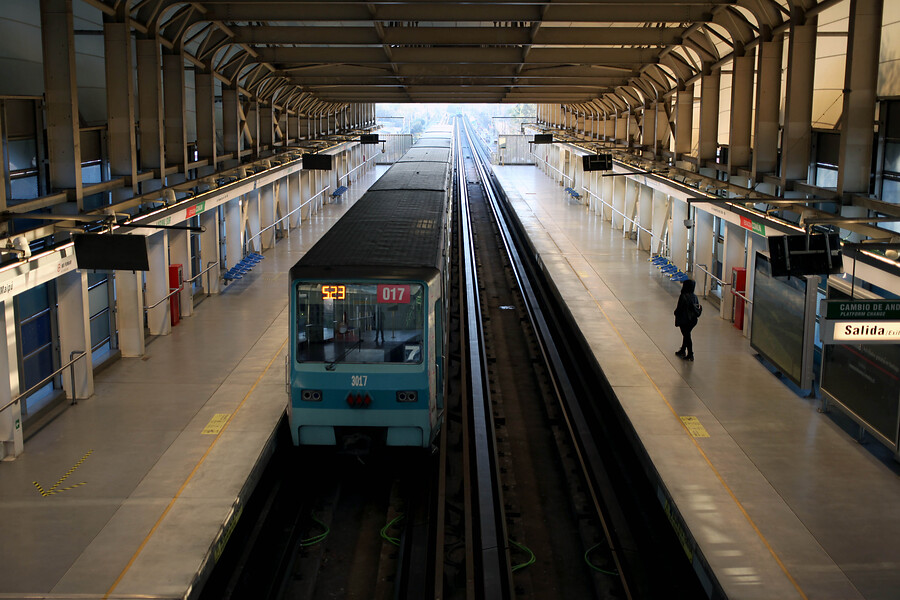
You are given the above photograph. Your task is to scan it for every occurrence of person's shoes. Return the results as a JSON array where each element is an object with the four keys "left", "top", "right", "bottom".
[
  {"left": 675, "top": 349, "right": 686, "bottom": 358},
  {"left": 685, "top": 354, "right": 694, "bottom": 361}
]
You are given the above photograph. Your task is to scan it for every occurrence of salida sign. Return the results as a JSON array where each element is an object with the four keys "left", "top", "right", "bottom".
[{"left": 820, "top": 300, "right": 900, "bottom": 345}]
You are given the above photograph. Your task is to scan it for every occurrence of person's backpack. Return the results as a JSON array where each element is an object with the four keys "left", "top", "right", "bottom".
[{"left": 692, "top": 296, "right": 702, "bottom": 318}]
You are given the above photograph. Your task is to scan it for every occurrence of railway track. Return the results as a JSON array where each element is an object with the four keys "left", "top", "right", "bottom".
[{"left": 202, "top": 118, "right": 706, "bottom": 600}]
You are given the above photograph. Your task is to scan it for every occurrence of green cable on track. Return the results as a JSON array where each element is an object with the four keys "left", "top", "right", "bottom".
[
  {"left": 584, "top": 541, "right": 619, "bottom": 576},
  {"left": 380, "top": 514, "right": 404, "bottom": 546},
  {"left": 299, "top": 514, "right": 330, "bottom": 547},
  {"left": 509, "top": 539, "right": 535, "bottom": 572}
]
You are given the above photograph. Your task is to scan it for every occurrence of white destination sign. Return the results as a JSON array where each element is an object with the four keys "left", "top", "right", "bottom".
[{"left": 831, "top": 321, "right": 900, "bottom": 343}]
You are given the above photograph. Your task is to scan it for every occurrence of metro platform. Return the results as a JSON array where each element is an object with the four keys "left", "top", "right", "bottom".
[
  {"left": 0, "top": 162, "right": 898, "bottom": 600},
  {"left": 0, "top": 166, "right": 386, "bottom": 600},
  {"left": 493, "top": 165, "right": 900, "bottom": 600}
]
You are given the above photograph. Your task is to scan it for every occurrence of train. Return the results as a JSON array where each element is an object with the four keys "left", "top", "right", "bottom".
[{"left": 287, "top": 126, "right": 454, "bottom": 450}]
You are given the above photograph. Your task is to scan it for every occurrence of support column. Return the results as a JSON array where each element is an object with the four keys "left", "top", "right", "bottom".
[
  {"left": 623, "top": 178, "right": 638, "bottom": 238},
  {"left": 222, "top": 84, "right": 241, "bottom": 166},
  {"left": 104, "top": 16, "right": 137, "bottom": 199},
  {"left": 168, "top": 227, "right": 192, "bottom": 319},
  {"left": 600, "top": 174, "right": 614, "bottom": 222},
  {"left": 137, "top": 37, "right": 165, "bottom": 192},
  {"left": 276, "top": 176, "right": 288, "bottom": 235},
  {"left": 638, "top": 184, "right": 653, "bottom": 251},
  {"left": 199, "top": 209, "right": 221, "bottom": 295},
  {"left": 116, "top": 271, "right": 144, "bottom": 357},
  {"left": 753, "top": 36, "right": 783, "bottom": 180},
  {"left": 781, "top": 21, "right": 817, "bottom": 187},
  {"left": 612, "top": 176, "right": 626, "bottom": 231},
  {"left": 146, "top": 232, "right": 171, "bottom": 336},
  {"left": 838, "top": 0, "right": 883, "bottom": 196},
  {"left": 675, "top": 85, "right": 694, "bottom": 160},
  {"left": 259, "top": 184, "right": 275, "bottom": 250},
  {"left": 260, "top": 104, "right": 274, "bottom": 154},
  {"left": 246, "top": 190, "right": 261, "bottom": 253},
  {"left": 698, "top": 69, "right": 720, "bottom": 176},
  {"left": 722, "top": 221, "right": 747, "bottom": 320},
  {"left": 670, "top": 199, "right": 689, "bottom": 271},
  {"left": 40, "top": 0, "right": 82, "bottom": 205},
  {"left": 0, "top": 301, "right": 23, "bottom": 459},
  {"left": 694, "top": 209, "right": 715, "bottom": 295},
  {"left": 651, "top": 190, "right": 669, "bottom": 256},
  {"left": 162, "top": 51, "right": 188, "bottom": 180},
  {"left": 196, "top": 69, "right": 217, "bottom": 175},
  {"left": 56, "top": 270, "right": 94, "bottom": 400},
  {"left": 728, "top": 52, "right": 755, "bottom": 180},
  {"left": 225, "top": 197, "right": 242, "bottom": 269}
]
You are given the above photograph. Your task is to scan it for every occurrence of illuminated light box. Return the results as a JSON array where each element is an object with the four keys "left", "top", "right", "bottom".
[{"left": 73, "top": 234, "right": 150, "bottom": 271}]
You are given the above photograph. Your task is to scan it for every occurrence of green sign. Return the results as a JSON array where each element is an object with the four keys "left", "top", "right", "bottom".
[
  {"left": 15, "top": 418, "right": 19, "bottom": 430},
  {"left": 825, "top": 300, "right": 900, "bottom": 320}
]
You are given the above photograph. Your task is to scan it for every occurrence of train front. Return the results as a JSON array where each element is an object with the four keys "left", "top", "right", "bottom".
[{"left": 288, "top": 277, "right": 440, "bottom": 451}]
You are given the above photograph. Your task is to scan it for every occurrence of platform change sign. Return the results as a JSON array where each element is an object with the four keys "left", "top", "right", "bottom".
[{"left": 820, "top": 300, "right": 900, "bottom": 344}]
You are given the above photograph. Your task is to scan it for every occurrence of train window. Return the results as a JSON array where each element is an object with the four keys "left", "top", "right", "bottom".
[{"left": 295, "top": 282, "right": 425, "bottom": 365}]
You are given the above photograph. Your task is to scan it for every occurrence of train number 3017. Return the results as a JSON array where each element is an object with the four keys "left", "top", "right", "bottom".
[{"left": 351, "top": 375, "right": 368, "bottom": 387}]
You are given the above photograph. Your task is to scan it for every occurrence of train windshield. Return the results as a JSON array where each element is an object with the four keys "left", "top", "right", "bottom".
[{"left": 295, "top": 282, "right": 425, "bottom": 365}]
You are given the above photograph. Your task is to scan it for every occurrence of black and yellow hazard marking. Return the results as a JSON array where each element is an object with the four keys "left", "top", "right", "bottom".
[
  {"left": 680, "top": 416, "right": 710, "bottom": 438},
  {"left": 33, "top": 449, "right": 93, "bottom": 497},
  {"left": 202, "top": 413, "right": 231, "bottom": 435}
]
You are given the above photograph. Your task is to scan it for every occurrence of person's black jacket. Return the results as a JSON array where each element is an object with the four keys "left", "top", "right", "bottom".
[{"left": 674, "top": 279, "right": 700, "bottom": 327}]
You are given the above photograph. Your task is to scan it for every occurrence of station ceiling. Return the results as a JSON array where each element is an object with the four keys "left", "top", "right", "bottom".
[{"left": 117, "top": 0, "right": 787, "bottom": 105}]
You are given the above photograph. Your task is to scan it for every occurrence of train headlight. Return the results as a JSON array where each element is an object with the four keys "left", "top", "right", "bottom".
[
  {"left": 301, "top": 389, "right": 322, "bottom": 402},
  {"left": 396, "top": 391, "right": 418, "bottom": 403}
]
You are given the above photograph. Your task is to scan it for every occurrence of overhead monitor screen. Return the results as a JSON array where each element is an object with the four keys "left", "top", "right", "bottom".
[{"left": 73, "top": 234, "right": 150, "bottom": 271}]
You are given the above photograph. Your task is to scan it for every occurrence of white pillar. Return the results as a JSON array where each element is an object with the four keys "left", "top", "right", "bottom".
[
  {"left": 0, "top": 300, "right": 22, "bottom": 459},
  {"left": 612, "top": 176, "right": 626, "bottom": 230},
  {"left": 199, "top": 209, "right": 221, "bottom": 294},
  {"left": 722, "top": 221, "right": 747, "bottom": 321},
  {"left": 146, "top": 231, "right": 171, "bottom": 336},
  {"left": 168, "top": 227, "right": 192, "bottom": 318},
  {"left": 694, "top": 209, "right": 715, "bottom": 295},
  {"left": 225, "top": 197, "right": 242, "bottom": 269},
  {"left": 623, "top": 179, "right": 638, "bottom": 239},
  {"left": 246, "top": 190, "right": 261, "bottom": 253},
  {"left": 260, "top": 184, "right": 275, "bottom": 250},
  {"left": 289, "top": 171, "right": 302, "bottom": 228},
  {"left": 651, "top": 190, "right": 669, "bottom": 256},
  {"left": 276, "top": 177, "right": 288, "bottom": 236},
  {"left": 670, "top": 198, "right": 689, "bottom": 271},
  {"left": 116, "top": 271, "right": 145, "bottom": 357},
  {"left": 56, "top": 270, "right": 94, "bottom": 399},
  {"left": 638, "top": 184, "right": 653, "bottom": 251}
]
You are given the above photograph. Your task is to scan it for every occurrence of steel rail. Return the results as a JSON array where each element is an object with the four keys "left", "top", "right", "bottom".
[
  {"left": 456, "top": 119, "right": 513, "bottom": 600},
  {"left": 463, "top": 118, "right": 637, "bottom": 598}
]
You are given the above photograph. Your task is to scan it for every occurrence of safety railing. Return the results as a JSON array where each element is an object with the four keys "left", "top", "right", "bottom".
[
  {"left": 0, "top": 349, "right": 88, "bottom": 420},
  {"left": 580, "top": 186, "right": 653, "bottom": 237},
  {"left": 186, "top": 261, "right": 219, "bottom": 294},
  {"left": 530, "top": 150, "right": 573, "bottom": 184},
  {"left": 732, "top": 289, "right": 753, "bottom": 306},
  {"left": 694, "top": 263, "right": 731, "bottom": 298},
  {"left": 145, "top": 285, "right": 182, "bottom": 311},
  {"left": 243, "top": 186, "right": 329, "bottom": 254},
  {"left": 339, "top": 153, "right": 377, "bottom": 185}
]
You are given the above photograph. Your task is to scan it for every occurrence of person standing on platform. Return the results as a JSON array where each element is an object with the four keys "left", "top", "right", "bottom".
[{"left": 674, "top": 278, "right": 701, "bottom": 361}]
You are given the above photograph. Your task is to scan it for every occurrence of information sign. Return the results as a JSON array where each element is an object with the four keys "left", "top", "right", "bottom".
[{"left": 824, "top": 300, "right": 900, "bottom": 320}]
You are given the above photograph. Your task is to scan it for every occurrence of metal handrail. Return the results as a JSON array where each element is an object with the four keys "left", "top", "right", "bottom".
[
  {"left": 0, "top": 350, "right": 87, "bottom": 414},
  {"left": 244, "top": 186, "right": 329, "bottom": 249},
  {"left": 732, "top": 289, "right": 753, "bottom": 305},
  {"left": 339, "top": 153, "right": 376, "bottom": 184},
  {"left": 186, "top": 260, "right": 218, "bottom": 283},
  {"left": 530, "top": 150, "right": 573, "bottom": 183},
  {"left": 145, "top": 285, "right": 183, "bottom": 311},
  {"left": 694, "top": 263, "right": 728, "bottom": 286},
  {"left": 580, "top": 186, "right": 652, "bottom": 236}
]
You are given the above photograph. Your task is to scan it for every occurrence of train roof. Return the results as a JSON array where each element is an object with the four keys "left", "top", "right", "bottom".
[
  {"left": 412, "top": 137, "right": 451, "bottom": 148},
  {"left": 290, "top": 189, "right": 447, "bottom": 275},
  {"left": 368, "top": 160, "right": 450, "bottom": 192},
  {"left": 398, "top": 148, "right": 451, "bottom": 163}
]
